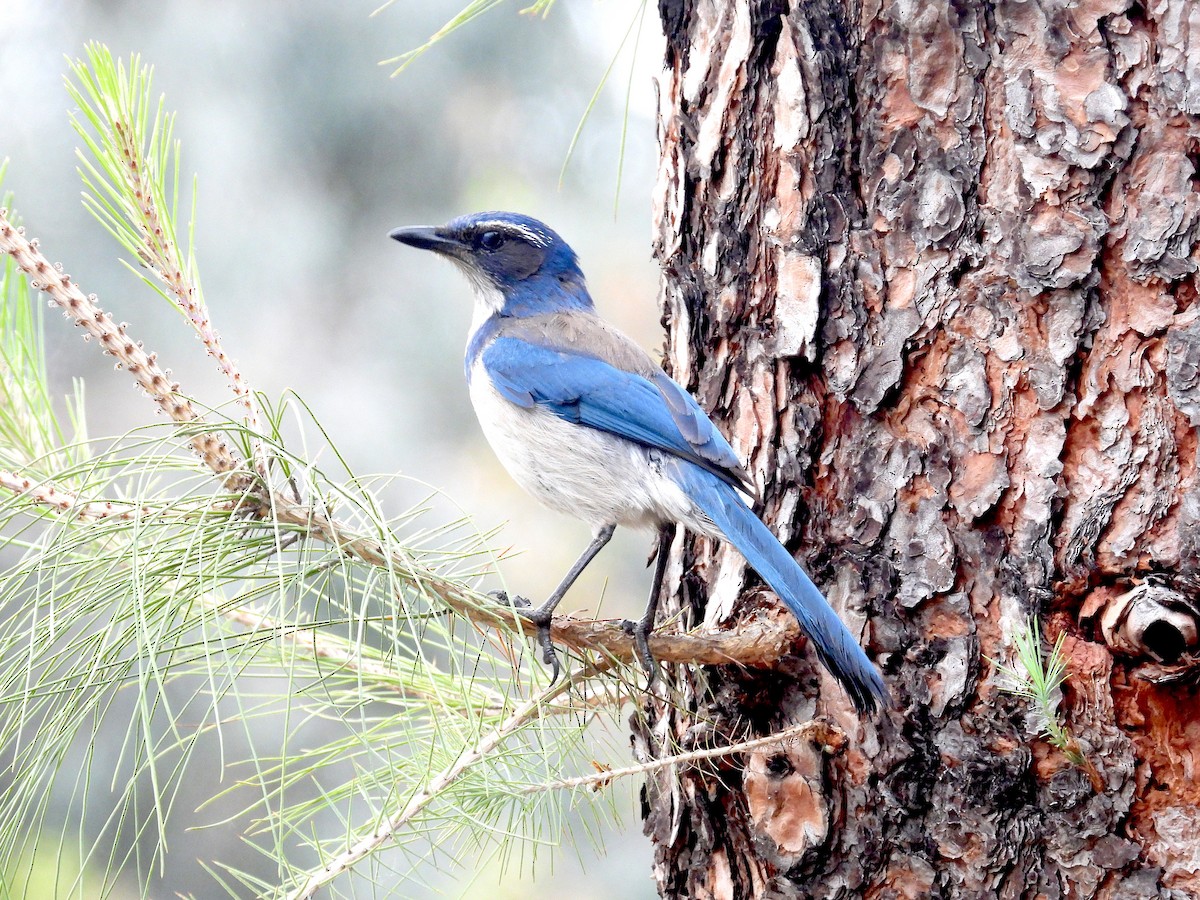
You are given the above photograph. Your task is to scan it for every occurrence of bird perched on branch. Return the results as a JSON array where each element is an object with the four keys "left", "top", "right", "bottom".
[{"left": 389, "top": 212, "right": 888, "bottom": 714}]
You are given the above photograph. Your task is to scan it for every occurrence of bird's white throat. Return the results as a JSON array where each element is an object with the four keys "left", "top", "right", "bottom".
[{"left": 467, "top": 283, "right": 505, "bottom": 337}]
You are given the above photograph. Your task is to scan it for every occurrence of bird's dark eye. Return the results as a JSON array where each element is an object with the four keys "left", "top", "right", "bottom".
[{"left": 477, "top": 231, "right": 506, "bottom": 251}]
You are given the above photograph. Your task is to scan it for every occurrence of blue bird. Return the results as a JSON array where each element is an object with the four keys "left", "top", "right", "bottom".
[{"left": 389, "top": 212, "right": 888, "bottom": 714}]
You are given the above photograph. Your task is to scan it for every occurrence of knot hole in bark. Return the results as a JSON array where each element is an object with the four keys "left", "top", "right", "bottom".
[{"left": 1086, "top": 580, "right": 1200, "bottom": 669}]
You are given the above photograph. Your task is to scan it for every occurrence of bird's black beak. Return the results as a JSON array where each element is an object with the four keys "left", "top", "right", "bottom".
[{"left": 388, "top": 225, "right": 463, "bottom": 256}]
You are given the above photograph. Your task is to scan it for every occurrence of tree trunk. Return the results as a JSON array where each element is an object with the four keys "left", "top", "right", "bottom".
[{"left": 636, "top": 0, "right": 1200, "bottom": 896}]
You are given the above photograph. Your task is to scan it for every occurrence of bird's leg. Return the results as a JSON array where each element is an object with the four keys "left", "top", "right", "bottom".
[
  {"left": 627, "top": 525, "right": 674, "bottom": 685},
  {"left": 497, "top": 524, "right": 616, "bottom": 682}
]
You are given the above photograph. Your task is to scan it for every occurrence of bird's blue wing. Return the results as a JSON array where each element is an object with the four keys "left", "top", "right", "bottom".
[{"left": 482, "top": 336, "right": 750, "bottom": 489}]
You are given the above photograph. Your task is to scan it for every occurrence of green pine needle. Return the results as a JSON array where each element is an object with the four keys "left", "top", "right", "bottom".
[
  {"left": 378, "top": 0, "right": 512, "bottom": 76},
  {"left": 375, "top": 1, "right": 562, "bottom": 76},
  {"left": 994, "top": 617, "right": 1087, "bottom": 768}
]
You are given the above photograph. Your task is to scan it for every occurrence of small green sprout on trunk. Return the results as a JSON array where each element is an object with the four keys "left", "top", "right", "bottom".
[{"left": 994, "top": 617, "right": 1091, "bottom": 772}]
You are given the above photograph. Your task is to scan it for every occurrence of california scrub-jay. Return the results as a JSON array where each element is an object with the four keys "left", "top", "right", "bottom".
[{"left": 390, "top": 212, "right": 888, "bottom": 714}]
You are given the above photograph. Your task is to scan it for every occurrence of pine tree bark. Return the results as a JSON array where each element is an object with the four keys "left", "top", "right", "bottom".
[{"left": 636, "top": 1, "right": 1200, "bottom": 897}]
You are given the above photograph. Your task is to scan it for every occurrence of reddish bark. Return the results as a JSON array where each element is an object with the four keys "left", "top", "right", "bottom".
[{"left": 637, "top": 0, "right": 1200, "bottom": 896}]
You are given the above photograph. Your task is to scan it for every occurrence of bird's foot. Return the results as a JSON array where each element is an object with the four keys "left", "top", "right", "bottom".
[
  {"left": 489, "top": 591, "right": 561, "bottom": 684},
  {"left": 621, "top": 618, "right": 659, "bottom": 688}
]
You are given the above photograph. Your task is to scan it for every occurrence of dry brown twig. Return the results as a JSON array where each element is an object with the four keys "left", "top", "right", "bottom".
[{"left": 518, "top": 718, "right": 845, "bottom": 795}]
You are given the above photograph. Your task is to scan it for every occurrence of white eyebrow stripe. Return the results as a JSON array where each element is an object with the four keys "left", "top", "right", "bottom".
[{"left": 476, "top": 220, "right": 552, "bottom": 247}]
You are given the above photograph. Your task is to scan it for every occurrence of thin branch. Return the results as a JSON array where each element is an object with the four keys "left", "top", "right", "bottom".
[
  {"left": 0, "top": 468, "right": 150, "bottom": 521},
  {"left": 0, "top": 209, "right": 246, "bottom": 482},
  {"left": 0, "top": 468, "right": 247, "bottom": 523},
  {"left": 519, "top": 719, "right": 845, "bottom": 794},
  {"left": 285, "top": 659, "right": 614, "bottom": 900}
]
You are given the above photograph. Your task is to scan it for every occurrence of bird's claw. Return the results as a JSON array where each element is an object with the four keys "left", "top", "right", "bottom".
[
  {"left": 532, "top": 613, "right": 561, "bottom": 684},
  {"left": 490, "top": 591, "right": 561, "bottom": 683},
  {"left": 621, "top": 618, "right": 659, "bottom": 687}
]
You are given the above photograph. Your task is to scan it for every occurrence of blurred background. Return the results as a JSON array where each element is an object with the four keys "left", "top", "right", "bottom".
[{"left": 0, "top": 1, "right": 666, "bottom": 896}]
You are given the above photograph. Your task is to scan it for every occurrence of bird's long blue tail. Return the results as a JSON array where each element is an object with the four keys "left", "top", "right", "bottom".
[{"left": 672, "top": 462, "right": 889, "bottom": 715}]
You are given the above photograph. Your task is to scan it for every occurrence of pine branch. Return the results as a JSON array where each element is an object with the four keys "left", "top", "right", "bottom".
[
  {"left": 285, "top": 659, "right": 613, "bottom": 900},
  {"left": 0, "top": 468, "right": 145, "bottom": 521},
  {"left": 66, "top": 46, "right": 265, "bottom": 457},
  {"left": 0, "top": 463, "right": 528, "bottom": 717},
  {"left": 208, "top": 599, "right": 512, "bottom": 714},
  {"left": 0, "top": 209, "right": 244, "bottom": 481},
  {"left": 994, "top": 616, "right": 1091, "bottom": 771}
]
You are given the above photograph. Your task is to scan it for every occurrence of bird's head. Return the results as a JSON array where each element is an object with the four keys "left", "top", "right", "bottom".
[{"left": 389, "top": 211, "right": 593, "bottom": 317}]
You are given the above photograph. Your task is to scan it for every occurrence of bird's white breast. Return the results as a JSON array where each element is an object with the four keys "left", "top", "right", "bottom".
[{"left": 467, "top": 357, "right": 703, "bottom": 532}]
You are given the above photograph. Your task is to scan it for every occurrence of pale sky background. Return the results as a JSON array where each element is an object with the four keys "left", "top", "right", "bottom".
[{"left": 0, "top": 1, "right": 667, "bottom": 896}]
